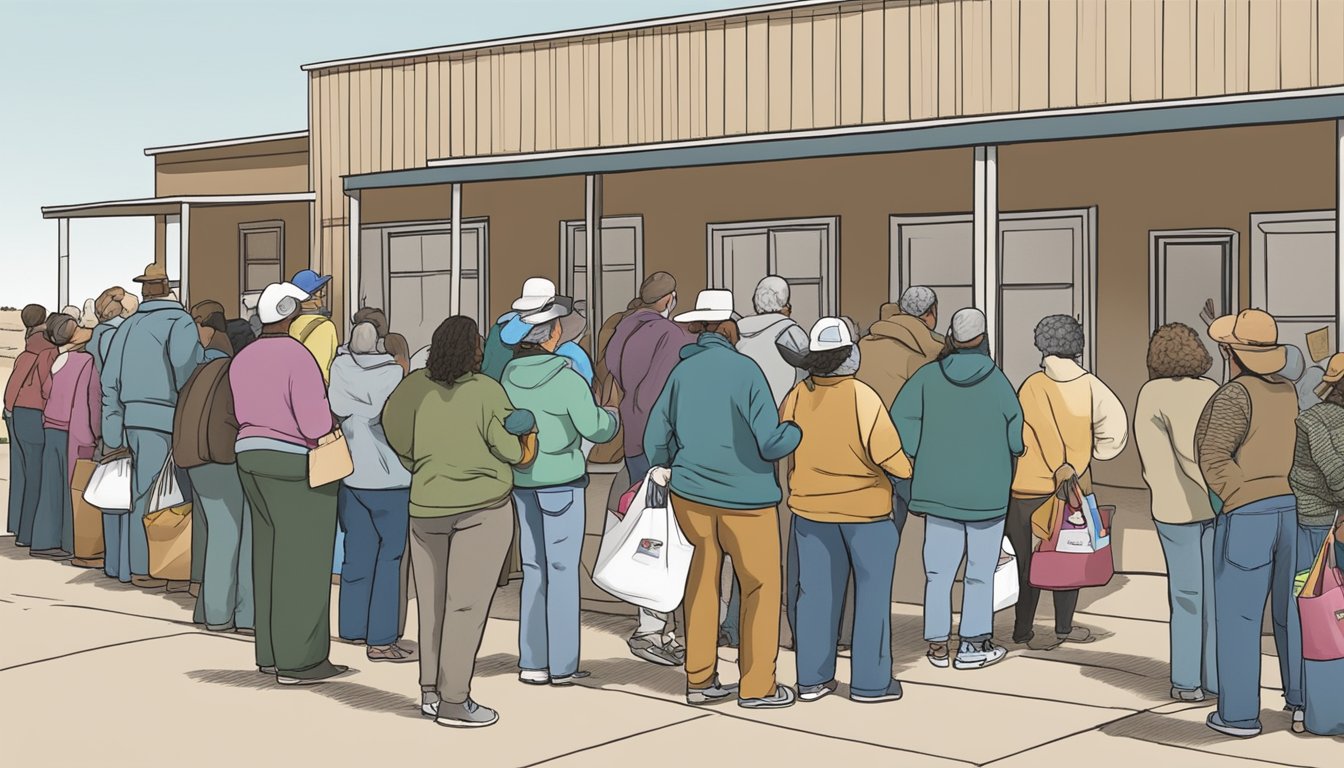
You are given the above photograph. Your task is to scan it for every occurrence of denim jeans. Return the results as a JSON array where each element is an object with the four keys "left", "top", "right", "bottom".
[
  {"left": 10, "top": 407, "right": 46, "bottom": 546},
  {"left": 102, "top": 512, "right": 132, "bottom": 582},
  {"left": 1155, "top": 519, "right": 1218, "bottom": 694},
  {"left": 190, "top": 463, "right": 255, "bottom": 631},
  {"left": 337, "top": 485, "right": 410, "bottom": 646},
  {"left": 923, "top": 515, "right": 1006, "bottom": 643},
  {"left": 1213, "top": 495, "right": 1301, "bottom": 731},
  {"left": 30, "top": 428, "right": 72, "bottom": 553},
  {"left": 514, "top": 483, "right": 586, "bottom": 677},
  {"left": 793, "top": 515, "right": 899, "bottom": 696}
]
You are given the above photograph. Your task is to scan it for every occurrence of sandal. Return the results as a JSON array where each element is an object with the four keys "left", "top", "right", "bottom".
[{"left": 367, "top": 644, "right": 416, "bottom": 663}]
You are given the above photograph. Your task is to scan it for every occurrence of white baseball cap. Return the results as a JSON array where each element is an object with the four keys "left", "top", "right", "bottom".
[
  {"left": 674, "top": 290, "right": 736, "bottom": 323},
  {"left": 257, "top": 282, "right": 310, "bottom": 324},
  {"left": 512, "top": 277, "right": 557, "bottom": 312},
  {"left": 808, "top": 317, "right": 854, "bottom": 351}
]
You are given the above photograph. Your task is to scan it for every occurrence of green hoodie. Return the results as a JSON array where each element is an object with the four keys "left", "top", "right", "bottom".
[
  {"left": 382, "top": 370, "right": 523, "bottom": 517},
  {"left": 890, "top": 349, "right": 1024, "bottom": 522},
  {"left": 502, "top": 353, "right": 618, "bottom": 488}
]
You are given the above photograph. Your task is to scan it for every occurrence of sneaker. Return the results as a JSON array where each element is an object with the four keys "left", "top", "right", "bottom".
[
  {"left": 926, "top": 642, "right": 950, "bottom": 669},
  {"left": 549, "top": 671, "right": 591, "bottom": 687},
  {"left": 1056, "top": 627, "right": 1094, "bottom": 644},
  {"left": 739, "top": 685, "right": 797, "bottom": 710},
  {"left": 1206, "top": 712, "right": 1261, "bottom": 738},
  {"left": 422, "top": 692, "right": 440, "bottom": 718},
  {"left": 851, "top": 680, "right": 904, "bottom": 704},
  {"left": 954, "top": 640, "right": 1007, "bottom": 670},
  {"left": 277, "top": 663, "right": 350, "bottom": 686},
  {"left": 1171, "top": 687, "right": 1206, "bottom": 703},
  {"left": 258, "top": 665, "right": 277, "bottom": 675},
  {"left": 435, "top": 698, "right": 499, "bottom": 728},
  {"left": 628, "top": 635, "right": 682, "bottom": 667},
  {"left": 518, "top": 669, "right": 550, "bottom": 686},
  {"left": 1290, "top": 708, "right": 1305, "bottom": 734},
  {"left": 687, "top": 677, "right": 739, "bottom": 705},
  {"left": 367, "top": 644, "right": 416, "bottom": 663},
  {"left": 798, "top": 680, "right": 838, "bottom": 702}
]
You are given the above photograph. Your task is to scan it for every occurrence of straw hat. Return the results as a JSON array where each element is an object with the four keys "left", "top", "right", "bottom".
[{"left": 1207, "top": 309, "right": 1287, "bottom": 375}]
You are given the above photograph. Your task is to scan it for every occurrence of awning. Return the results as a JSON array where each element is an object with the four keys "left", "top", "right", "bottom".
[
  {"left": 344, "top": 87, "right": 1344, "bottom": 192},
  {"left": 40, "top": 193, "right": 315, "bottom": 220}
]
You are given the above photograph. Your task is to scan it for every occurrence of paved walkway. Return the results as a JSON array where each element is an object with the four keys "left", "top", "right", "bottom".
[{"left": 1, "top": 536, "right": 1338, "bottom": 767}]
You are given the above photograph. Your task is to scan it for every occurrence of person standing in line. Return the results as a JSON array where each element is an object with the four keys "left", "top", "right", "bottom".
[
  {"left": 502, "top": 295, "right": 619, "bottom": 687},
  {"left": 329, "top": 322, "right": 415, "bottom": 663},
  {"left": 231, "top": 281, "right": 348, "bottom": 685},
  {"left": 29, "top": 315, "right": 89, "bottom": 558},
  {"left": 89, "top": 288, "right": 137, "bottom": 374},
  {"left": 53, "top": 307, "right": 101, "bottom": 567},
  {"left": 1008, "top": 315, "right": 1128, "bottom": 648},
  {"left": 603, "top": 271, "right": 692, "bottom": 667},
  {"left": 783, "top": 317, "right": 911, "bottom": 704},
  {"left": 483, "top": 278, "right": 557, "bottom": 380},
  {"left": 383, "top": 315, "right": 538, "bottom": 728},
  {"left": 6, "top": 304, "right": 53, "bottom": 542},
  {"left": 100, "top": 264, "right": 204, "bottom": 590},
  {"left": 1288, "top": 353, "right": 1344, "bottom": 736},
  {"left": 1195, "top": 309, "right": 1302, "bottom": 738},
  {"left": 1134, "top": 323, "right": 1220, "bottom": 703},
  {"left": 645, "top": 289, "right": 802, "bottom": 709},
  {"left": 892, "top": 308, "right": 1022, "bottom": 671},
  {"left": 89, "top": 288, "right": 137, "bottom": 582},
  {"left": 288, "top": 269, "right": 340, "bottom": 384},
  {"left": 174, "top": 303, "right": 253, "bottom": 634}
]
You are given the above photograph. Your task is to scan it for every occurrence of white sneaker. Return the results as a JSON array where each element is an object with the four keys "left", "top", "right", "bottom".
[
  {"left": 422, "top": 692, "right": 439, "bottom": 718},
  {"left": 518, "top": 669, "right": 550, "bottom": 685},
  {"left": 953, "top": 640, "right": 1007, "bottom": 670}
]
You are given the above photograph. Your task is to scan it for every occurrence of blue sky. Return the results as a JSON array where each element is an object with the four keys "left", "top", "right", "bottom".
[{"left": 0, "top": 0, "right": 740, "bottom": 309}]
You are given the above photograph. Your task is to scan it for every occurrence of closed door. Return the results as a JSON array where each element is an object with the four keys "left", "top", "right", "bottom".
[
  {"left": 1252, "top": 212, "right": 1338, "bottom": 364},
  {"left": 709, "top": 217, "right": 838, "bottom": 329},
  {"left": 1151, "top": 230, "right": 1238, "bottom": 383},
  {"left": 561, "top": 216, "right": 644, "bottom": 329},
  {"left": 889, "top": 215, "right": 975, "bottom": 321},
  {"left": 380, "top": 220, "right": 488, "bottom": 353}
]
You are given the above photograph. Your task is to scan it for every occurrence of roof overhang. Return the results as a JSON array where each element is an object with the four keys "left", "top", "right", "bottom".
[
  {"left": 345, "top": 86, "right": 1344, "bottom": 193},
  {"left": 41, "top": 193, "right": 316, "bottom": 220},
  {"left": 144, "top": 131, "right": 309, "bottom": 156}
]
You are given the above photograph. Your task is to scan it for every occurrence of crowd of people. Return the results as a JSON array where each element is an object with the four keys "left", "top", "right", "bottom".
[{"left": 4, "top": 261, "right": 1343, "bottom": 737}]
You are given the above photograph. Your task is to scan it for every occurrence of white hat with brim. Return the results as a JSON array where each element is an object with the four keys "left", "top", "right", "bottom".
[
  {"left": 521, "top": 295, "right": 575, "bottom": 326},
  {"left": 674, "top": 290, "right": 736, "bottom": 324},
  {"left": 257, "top": 282, "right": 311, "bottom": 324},
  {"left": 809, "top": 317, "right": 854, "bottom": 352},
  {"left": 513, "top": 277, "right": 558, "bottom": 312},
  {"left": 1208, "top": 310, "right": 1287, "bottom": 376}
]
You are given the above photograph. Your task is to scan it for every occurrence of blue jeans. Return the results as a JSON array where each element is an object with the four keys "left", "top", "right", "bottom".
[
  {"left": 102, "top": 512, "right": 132, "bottom": 582},
  {"left": 793, "top": 515, "right": 899, "bottom": 696},
  {"left": 923, "top": 515, "right": 1005, "bottom": 643},
  {"left": 514, "top": 483, "right": 586, "bottom": 677},
  {"left": 30, "top": 428, "right": 72, "bottom": 553},
  {"left": 337, "top": 485, "right": 410, "bottom": 646},
  {"left": 190, "top": 463, "right": 255, "bottom": 631},
  {"left": 127, "top": 429, "right": 174, "bottom": 578},
  {"left": 1213, "top": 495, "right": 1301, "bottom": 730},
  {"left": 1156, "top": 519, "right": 1218, "bottom": 694},
  {"left": 10, "top": 407, "right": 46, "bottom": 545}
]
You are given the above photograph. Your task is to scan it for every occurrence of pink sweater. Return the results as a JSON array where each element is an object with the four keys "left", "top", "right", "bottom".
[
  {"left": 230, "top": 335, "right": 333, "bottom": 449},
  {"left": 43, "top": 350, "right": 100, "bottom": 481}
]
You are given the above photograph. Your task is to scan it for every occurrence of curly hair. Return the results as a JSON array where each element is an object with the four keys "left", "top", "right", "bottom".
[
  {"left": 426, "top": 316, "right": 482, "bottom": 385},
  {"left": 1146, "top": 322, "right": 1213, "bottom": 380},
  {"left": 801, "top": 346, "right": 853, "bottom": 377},
  {"left": 1034, "top": 315, "right": 1085, "bottom": 359}
]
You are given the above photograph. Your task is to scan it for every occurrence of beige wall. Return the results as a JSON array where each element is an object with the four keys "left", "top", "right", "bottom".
[
  {"left": 183, "top": 202, "right": 311, "bottom": 314},
  {"left": 154, "top": 137, "right": 310, "bottom": 197}
]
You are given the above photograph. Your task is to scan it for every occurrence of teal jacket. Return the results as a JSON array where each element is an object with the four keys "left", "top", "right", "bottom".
[
  {"left": 481, "top": 314, "right": 514, "bottom": 381},
  {"left": 502, "top": 353, "right": 618, "bottom": 488},
  {"left": 645, "top": 333, "right": 802, "bottom": 510},
  {"left": 100, "top": 300, "right": 205, "bottom": 447},
  {"left": 891, "top": 349, "right": 1024, "bottom": 522}
]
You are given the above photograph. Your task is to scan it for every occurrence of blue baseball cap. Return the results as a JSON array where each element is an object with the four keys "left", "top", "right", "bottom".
[{"left": 290, "top": 269, "right": 332, "bottom": 295}]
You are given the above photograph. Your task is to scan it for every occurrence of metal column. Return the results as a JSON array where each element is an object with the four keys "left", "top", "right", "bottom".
[
  {"left": 349, "top": 193, "right": 361, "bottom": 324},
  {"left": 449, "top": 183, "right": 463, "bottom": 316},
  {"left": 973, "top": 146, "right": 999, "bottom": 355},
  {"left": 584, "top": 174, "right": 603, "bottom": 346},
  {"left": 1337, "top": 120, "right": 1343, "bottom": 352},
  {"left": 56, "top": 218, "right": 70, "bottom": 309},
  {"left": 179, "top": 203, "right": 191, "bottom": 306}
]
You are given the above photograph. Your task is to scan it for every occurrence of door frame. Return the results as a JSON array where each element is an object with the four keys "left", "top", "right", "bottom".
[
  {"left": 1250, "top": 209, "right": 1335, "bottom": 311},
  {"left": 370, "top": 217, "right": 490, "bottom": 332},
  {"left": 558, "top": 215, "right": 645, "bottom": 323},
  {"left": 706, "top": 215, "right": 840, "bottom": 317},
  {"left": 1148, "top": 228, "right": 1239, "bottom": 333}
]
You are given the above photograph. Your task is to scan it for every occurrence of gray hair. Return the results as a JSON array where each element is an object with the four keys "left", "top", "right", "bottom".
[
  {"left": 752, "top": 276, "right": 790, "bottom": 314},
  {"left": 1282, "top": 344, "right": 1305, "bottom": 383},
  {"left": 349, "top": 322, "right": 379, "bottom": 355},
  {"left": 1034, "top": 315, "right": 1085, "bottom": 359},
  {"left": 523, "top": 319, "right": 559, "bottom": 345},
  {"left": 899, "top": 286, "right": 937, "bottom": 317}
]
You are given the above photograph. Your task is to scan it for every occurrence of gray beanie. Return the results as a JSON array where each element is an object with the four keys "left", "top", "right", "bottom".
[
  {"left": 349, "top": 322, "right": 379, "bottom": 355},
  {"left": 950, "top": 308, "right": 987, "bottom": 343},
  {"left": 899, "top": 286, "right": 937, "bottom": 317},
  {"left": 1034, "top": 315, "right": 1085, "bottom": 359}
]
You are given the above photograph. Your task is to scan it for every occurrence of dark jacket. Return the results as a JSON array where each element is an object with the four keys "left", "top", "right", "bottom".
[
  {"left": 172, "top": 357, "right": 238, "bottom": 468},
  {"left": 605, "top": 309, "right": 695, "bottom": 460}
]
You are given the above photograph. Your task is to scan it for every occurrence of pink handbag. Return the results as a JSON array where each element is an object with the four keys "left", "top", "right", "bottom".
[
  {"left": 1029, "top": 496, "right": 1115, "bottom": 591},
  {"left": 1298, "top": 526, "right": 1344, "bottom": 662}
]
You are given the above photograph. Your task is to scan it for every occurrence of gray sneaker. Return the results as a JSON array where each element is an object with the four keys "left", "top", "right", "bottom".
[
  {"left": 798, "top": 680, "right": 838, "bottom": 702},
  {"left": 739, "top": 685, "right": 797, "bottom": 709},
  {"left": 1171, "top": 687, "right": 1206, "bottom": 703},
  {"left": 851, "top": 680, "right": 904, "bottom": 704},
  {"left": 1206, "top": 712, "right": 1260, "bottom": 738},
  {"left": 422, "top": 692, "right": 440, "bottom": 719},
  {"left": 435, "top": 698, "right": 499, "bottom": 728},
  {"left": 628, "top": 634, "right": 683, "bottom": 667},
  {"left": 687, "top": 677, "right": 739, "bottom": 705},
  {"left": 954, "top": 640, "right": 1007, "bottom": 670}
]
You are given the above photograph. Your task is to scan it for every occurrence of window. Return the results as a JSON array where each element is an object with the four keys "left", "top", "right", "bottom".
[
  {"left": 707, "top": 217, "right": 839, "bottom": 329},
  {"left": 239, "top": 220, "right": 284, "bottom": 294},
  {"left": 560, "top": 216, "right": 645, "bottom": 329},
  {"left": 1251, "top": 211, "right": 1337, "bottom": 366},
  {"left": 381, "top": 220, "right": 489, "bottom": 353}
]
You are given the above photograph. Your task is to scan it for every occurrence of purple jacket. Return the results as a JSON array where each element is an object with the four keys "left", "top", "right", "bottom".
[
  {"left": 230, "top": 336, "right": 333, "bottom": 450},
  {"left": 605, "top": 309, "right": 694, "bottom": 459},
  {"left": 43, "top": 349, "right": 100, "bottom": 481}
]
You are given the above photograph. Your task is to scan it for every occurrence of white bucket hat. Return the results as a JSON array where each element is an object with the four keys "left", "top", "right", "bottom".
[
  {"left": 808, "top": 317, "right": 854, "bottom": 351},
  {"left": 674, "top": 290, "right": 736, "bottom": 323},
  {"left": 512, "top": 277, "right": 558, "bottom": 312},
  {"left": 257, "top": 282, "right": 310, "bottom": 324}
]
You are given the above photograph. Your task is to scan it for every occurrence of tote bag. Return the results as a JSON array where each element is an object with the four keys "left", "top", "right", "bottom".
[
  {"left": 593, "top": 470, "right": 695, "bottom": 613},
  {"left": 993, "top": 538, "right": 1019, "bottom": 612},
  {"left": 142, "top": 455, "right": 192, "bottom": 582},
  {"left": 83, "top": 449, "right": 133, "bottom": 511},
  {"left": 1029, "top": 493, "right": 1115, "bottom": 591},
  {"left": 1298, "top": 523, "right": 1344, "bottom": 662},
  {"left": 308, "top": 429, "right": 353, "bottom": 488}
]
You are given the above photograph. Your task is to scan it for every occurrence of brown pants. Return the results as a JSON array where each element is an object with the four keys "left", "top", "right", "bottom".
[{"left": 673, "top": 493, "right": 782, "bottom": 700}]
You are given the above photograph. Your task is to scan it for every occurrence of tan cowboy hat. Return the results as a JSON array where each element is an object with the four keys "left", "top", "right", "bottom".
[
  {"left": 1208, "top": 309, "right": 1287, "bottom": 375},
  {"left": 1315, "top": 353, "right": 1344, "bottom": 400},
  {"left": 133, "top": 263, "right": 169, "bottom": 284}
]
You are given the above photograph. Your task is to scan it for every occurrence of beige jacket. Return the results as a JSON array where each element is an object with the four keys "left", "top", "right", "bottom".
[
  {"left": 1012, "top": 357, "right": 1128, "bottom": 498},
  {"left": 1135, "top": 376, "right": 1219, "bottom": 524}
]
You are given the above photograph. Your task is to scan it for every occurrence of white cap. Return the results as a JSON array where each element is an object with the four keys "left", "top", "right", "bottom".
[
  {"left": 257, "top": 282, "right": 310, "bottom": 324},
  {"left": 808, "top": 317, "right": 854, "bottom": 351},
  {"left": 512, "top": 277, "right": 557, "bottom": 312},
  {"left": 674, "top": 290, "right": 736, "bottom": 323},
  {"left": 950, "top": 308, "right": 987, "bottom": 343}
]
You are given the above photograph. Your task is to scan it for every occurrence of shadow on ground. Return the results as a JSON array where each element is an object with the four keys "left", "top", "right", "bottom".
[{"left": 187, "top": 668, "right": 421, "bottom": 720}]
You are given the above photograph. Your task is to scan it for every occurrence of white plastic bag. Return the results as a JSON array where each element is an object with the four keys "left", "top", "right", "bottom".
[
  {"left": 993, "top": 537, "right": 1019, "bottom": 612},
  {"left": 84, "top": 455, "right": 133, "bottom": 511},
  {"left": 593, "top": 469, "right": 695, "bottom": 613},
  {"left": 148, "top": 455, "right": 186, "bottom": 513}
]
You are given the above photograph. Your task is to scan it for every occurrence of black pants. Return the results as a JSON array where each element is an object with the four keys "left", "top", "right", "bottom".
[{"left": 1006, "top": 496, "right": 1078, "bottom": 640}]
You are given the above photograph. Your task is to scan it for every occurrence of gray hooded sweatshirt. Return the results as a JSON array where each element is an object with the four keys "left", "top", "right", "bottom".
[
  {"left": 735, "top": 313, "right": 808, "bottom": 407},
  {"left": 329, "top": 351, "right": 411, "bottom": 490}
]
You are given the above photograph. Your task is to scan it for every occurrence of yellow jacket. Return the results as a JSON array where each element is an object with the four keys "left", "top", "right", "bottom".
[
  {"left": 780, "top": 375, "right": 913, "bottom": 524},
  {"left": 290, "top": 314, "right": 339, "bottom": 384},
  {"left": 1012, "top": 357, "right": 1128, "bottom": 498}
]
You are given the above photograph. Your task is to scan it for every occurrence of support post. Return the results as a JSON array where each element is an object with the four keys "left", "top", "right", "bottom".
[
  {"left": 57, "top": 218, "right": 70, "bottom": 309},
  {"left": 349, "top": 193, "right": 361, "bottom": 324},
  {"left": 1337, "top": 120, "right": 1343, "bottom": 355},
  {"left": 179, "top": 203, "right": 191, "bottom": 306},
  {"left": 450, "top": 183, "right": 463, "bottom": 316},
  {"left": 973, "top": 146, "right": 999, "bottom": 356},
  {"left": 584, "top": 174, "right": 603, "bottom": 348}
]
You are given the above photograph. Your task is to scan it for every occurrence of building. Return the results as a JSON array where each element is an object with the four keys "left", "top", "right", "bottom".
[{"left": 43, "top": 0, "right": 1344, "bottom": 499}]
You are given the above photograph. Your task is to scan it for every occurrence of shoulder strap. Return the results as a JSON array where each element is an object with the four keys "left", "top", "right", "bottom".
[{"left": 297, "top": 315, "right": 328, "bottom": 344}]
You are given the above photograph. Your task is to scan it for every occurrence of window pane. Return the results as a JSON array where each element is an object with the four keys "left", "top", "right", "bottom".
[
  {"left": 787, "top": 282, "right": 822, "bottom": 330},
  {"left": 571, "top": 267, "right": 587, "bottom": 303},
  {"left": 390, "top": 272, "right": 452, "bottom": 354},
  {"left": 600, "top": 227, "right": 637, "bottom": 267},
  {"left": 1159, "top": 241, "right": 1231, "bottom": 381},
  {"left": 771, "top": 229, "right": 825, "bottom": 280},
  {"left": 724, "top": 233, "right": 768, "bottom": 316},
  {"left": 928, "top": 286, "right": 974, "bottom": 322},
  {"left": 421, "top": 233, "right": 452, "bottom": 272},
  {"left": 244, "top": 230, "right": 280, "bottom": 261},
  {"left": 1264, "top": 231, "right": 1335, "bottom": 316},
  {"left": 460, "top": 277, "right": 481, "bottom": 331},
  {"left": 902, "top": 222, "right": 973, "bottom": 287},
  {"left": 1000, "top": 225, "right": 1076, "bottom": 285},
  {"left": 389, "top": 235, "right": 423, "bottom": 273},
  {"left": 245, "top": 262, "right": 281, "bottom": 293},
  {"left": 999, "top": 287, "right": 1076, "bottom": 390},
  {"left": 601, "top": 267, "right": 638, "bottom": 328},
  {"left": 460, "top": 231, "right": 479, "bottom": 271},
  {"left": 571, "top": 227, "right": 587, "bottom": 270}
]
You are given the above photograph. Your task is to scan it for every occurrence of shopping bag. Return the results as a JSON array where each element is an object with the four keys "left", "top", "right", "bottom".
[
  {"left": 1029, "top": 494, "right": 1114, "bottom": 591},
  {"left": 1298, "top": 524, "right": 1344, "bottom": 662},
  {"left": 83, "top": 450, "right": 133, "bottom": 511},
  {"left": 993, "top": 537, "right": 1019, "bottom": 612},
  {"left": 308, "top": 429, "right": 353, "bottom": 488},
  {"left": 69, "top": 458, "right": 105, "bottom": 567},
  {"left": 593, "top": 470, "right": 695, "bottom": 613},
  {"left": 143, "top": 455, "right": 192, "bottom": 582}
]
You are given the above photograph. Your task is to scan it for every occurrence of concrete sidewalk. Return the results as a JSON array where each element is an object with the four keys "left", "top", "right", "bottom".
[{"left": 0, "top": 535, "right": 1338, "bottom": 767}]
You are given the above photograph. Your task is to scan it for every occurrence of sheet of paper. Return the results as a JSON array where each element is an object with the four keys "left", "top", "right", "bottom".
[{"left": 1306, "top": 326, "right": 1331, "bottom": 363}]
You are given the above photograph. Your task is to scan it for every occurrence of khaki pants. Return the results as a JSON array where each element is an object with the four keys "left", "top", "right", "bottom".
[{"left": 673, "top": 494, "right": 782, "bottom": 700}]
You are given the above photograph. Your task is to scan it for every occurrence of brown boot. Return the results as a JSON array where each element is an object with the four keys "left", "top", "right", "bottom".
[{"left": 132, "top": 575, "right": 167, "bottom": 589}]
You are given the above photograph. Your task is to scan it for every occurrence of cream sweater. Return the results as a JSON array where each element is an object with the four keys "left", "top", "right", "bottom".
[
  {"left": 1135, "top": 376, "right": 1219, "bottom": 524},
  {"left": 1012, "top": 357, "right": 1128, "bottom": 498}
]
